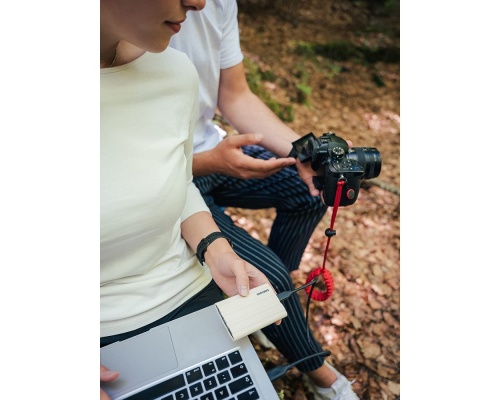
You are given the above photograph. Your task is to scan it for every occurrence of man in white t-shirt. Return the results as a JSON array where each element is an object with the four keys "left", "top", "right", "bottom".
[{"left": 170, "top": 1, "right": 358, "bottom": 399}]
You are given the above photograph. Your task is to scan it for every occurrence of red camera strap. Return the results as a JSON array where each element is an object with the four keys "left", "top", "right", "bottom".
[{"left": 305, "top": 179, "right": 345, "bottom": 301}]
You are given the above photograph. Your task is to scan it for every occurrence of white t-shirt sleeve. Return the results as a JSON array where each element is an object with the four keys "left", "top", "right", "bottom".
[
  {"left": 220, "top": 0, "right": 244, "bottom": 69},
  {"left": 182, "top": 87, "right": 210, "bottom": 222}
]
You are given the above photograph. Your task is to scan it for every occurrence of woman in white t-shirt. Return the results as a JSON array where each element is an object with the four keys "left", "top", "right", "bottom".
[{"left": 100, "top": 0, "right": 273, "bottom": 398}]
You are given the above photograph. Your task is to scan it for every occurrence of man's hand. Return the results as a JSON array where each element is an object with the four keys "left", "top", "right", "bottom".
[
  {"left": 194, "top": 133, "right": 296, "bottom": 179},
  {"left": 295, "top": 159, "right": 320, "bottom": 197},
  {"left": 100, "top": 364, "right": 119, "bottom": 400}
]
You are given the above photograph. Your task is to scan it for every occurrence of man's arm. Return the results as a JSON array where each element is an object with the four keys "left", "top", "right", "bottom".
[
  {"left": 217, "top": 62, "right": 299, "bottom": 158},
  {"left": 192, "top": 63, "right": 298, "bottom": 181},
  {"left": 192, "top": 61, "right": 322, "bottom": 196},
  {"left": 215, "top": 62, "right": 320, "bottom": 196}
]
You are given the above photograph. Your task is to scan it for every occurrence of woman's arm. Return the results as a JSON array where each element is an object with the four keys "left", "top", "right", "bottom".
[{"left": 181, "top": 211, "right": 270, "bottom": 298}]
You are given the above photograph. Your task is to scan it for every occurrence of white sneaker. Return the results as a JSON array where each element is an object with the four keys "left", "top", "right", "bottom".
[
  {"left": 303, "top": 362, "right": 359, "bottom": 400},
  {"left": 250, "top": 330, "right": 276, "bottom": 349}
]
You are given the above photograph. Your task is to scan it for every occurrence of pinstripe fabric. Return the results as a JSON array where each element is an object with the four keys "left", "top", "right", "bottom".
[
  {"left": 194, "top": 145, "right": 329, "bottom": 372},
  {"left": 195, "top": 145, "right": 328, "bottom": 271}
]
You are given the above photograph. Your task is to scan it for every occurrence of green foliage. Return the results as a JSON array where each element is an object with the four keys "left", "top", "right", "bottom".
[
  {"left": 371, "top": 72, "right": 385, "bottom": 87},
  {"left": 261, "top": 69, "right": 277, "bottom": 82},
  {"left": 297, "top": 40, "right": 361, "bottom": 61},
  {"left": 383, "top": 0, "right": 399, "bottom": 11},
  {"left": 328, "top": 64, "right": 344, "bottom": 78},
  {"left": 244, "top": 57, "right": 262, "bottom": 94},
  {"left": 295, "top": 39, "right": 399, "bottom": 64},
  {"left": 244, "top": 57, "right": 294, "bottom": 122},
  {"left": 296, "top": 83, "right": 312, "bottom": 108},
  {"left": 360, "top": 45, "right": 400, "bottom": 63},
  {"left": 352, "top": 0, "right": 400, "bottom": 14},
  {"left": 292, "top": 64, "right": 313, "bottom": 108},
  {"left": 294, "top": 41, "right": 316, "bottom": 57}
]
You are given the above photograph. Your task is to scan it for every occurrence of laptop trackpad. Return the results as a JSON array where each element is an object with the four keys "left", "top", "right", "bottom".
[{"left": 100, "top": 325, "right": 178, "bottom": 396}]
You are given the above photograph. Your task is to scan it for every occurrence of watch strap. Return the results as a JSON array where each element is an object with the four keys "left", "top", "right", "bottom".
[{"left": 196, "top": 232, "right": 233, "bottom": 265}]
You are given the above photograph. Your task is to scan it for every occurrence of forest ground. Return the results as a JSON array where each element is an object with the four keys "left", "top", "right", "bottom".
[{"left": 220, "top": 1, "right": 400, "bottom": 399}]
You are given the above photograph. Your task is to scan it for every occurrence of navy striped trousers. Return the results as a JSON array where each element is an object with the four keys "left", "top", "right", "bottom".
[{"left": 194, "top": 145, "right": 329, "bottom": 372}]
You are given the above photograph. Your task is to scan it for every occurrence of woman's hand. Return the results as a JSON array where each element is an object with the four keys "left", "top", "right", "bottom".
[
  {"left": 206, "top": 248, "right": 282, "bottom": 325},
  {"left": 100, "top": 364, "right": 119, "bottom": 400},
  {"left": 205, "top": 248, "right": 270, "bottom": 298},
  {"left": 181, "top": 212, "right": 279, "bottom": 324}
]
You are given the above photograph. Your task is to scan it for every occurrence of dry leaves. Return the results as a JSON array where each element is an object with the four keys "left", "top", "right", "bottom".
[{"left": 228, "top": 1, "right": 399, "bottom": 398}]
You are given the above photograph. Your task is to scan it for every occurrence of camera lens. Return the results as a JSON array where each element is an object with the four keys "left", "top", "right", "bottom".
[{"left": 347, "top": 147, "right": 382, "bottom": 179}]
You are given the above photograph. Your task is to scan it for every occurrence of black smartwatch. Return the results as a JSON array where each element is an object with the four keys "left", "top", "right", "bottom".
[{"left": 196, "top": 232, "right": 233, "bottom": 265}]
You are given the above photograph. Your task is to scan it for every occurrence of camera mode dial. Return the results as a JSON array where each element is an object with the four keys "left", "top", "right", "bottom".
[{"left": 331, "top": 147, "right": 345, "bottom": 160}]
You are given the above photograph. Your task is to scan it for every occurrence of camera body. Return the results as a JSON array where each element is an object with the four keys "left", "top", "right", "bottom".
[{"left": 289, "top": 132, "right": 382, "bottom": 206}]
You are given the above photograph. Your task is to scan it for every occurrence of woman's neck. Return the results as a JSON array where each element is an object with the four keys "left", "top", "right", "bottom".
[
  {"left": 101, "top": 50, "right": 117, "bottom": 69},
  {"left": 100, "top": 41, "right": 119, "bottom": 69},
  {"left": 100, "top": 41, "right": 147, "bottom": 68}
]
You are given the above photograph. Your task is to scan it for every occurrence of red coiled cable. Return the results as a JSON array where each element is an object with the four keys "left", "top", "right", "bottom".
[{"left": 304, "top": 179, "right": 345, "bottom": 301}]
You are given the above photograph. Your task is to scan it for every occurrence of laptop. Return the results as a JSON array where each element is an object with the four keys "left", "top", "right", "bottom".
[{"left": 100, "top": 303, "right": 280, "bottom": 400}]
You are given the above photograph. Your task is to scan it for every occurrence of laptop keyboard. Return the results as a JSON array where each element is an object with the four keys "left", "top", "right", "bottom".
[{"left": 125, "top": 349, "right": 262, "bottom": 400}]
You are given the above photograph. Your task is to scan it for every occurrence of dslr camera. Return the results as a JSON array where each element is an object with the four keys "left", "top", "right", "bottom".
[{"left": 289, "top": 132, "right": 382, "bottom": 206}]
